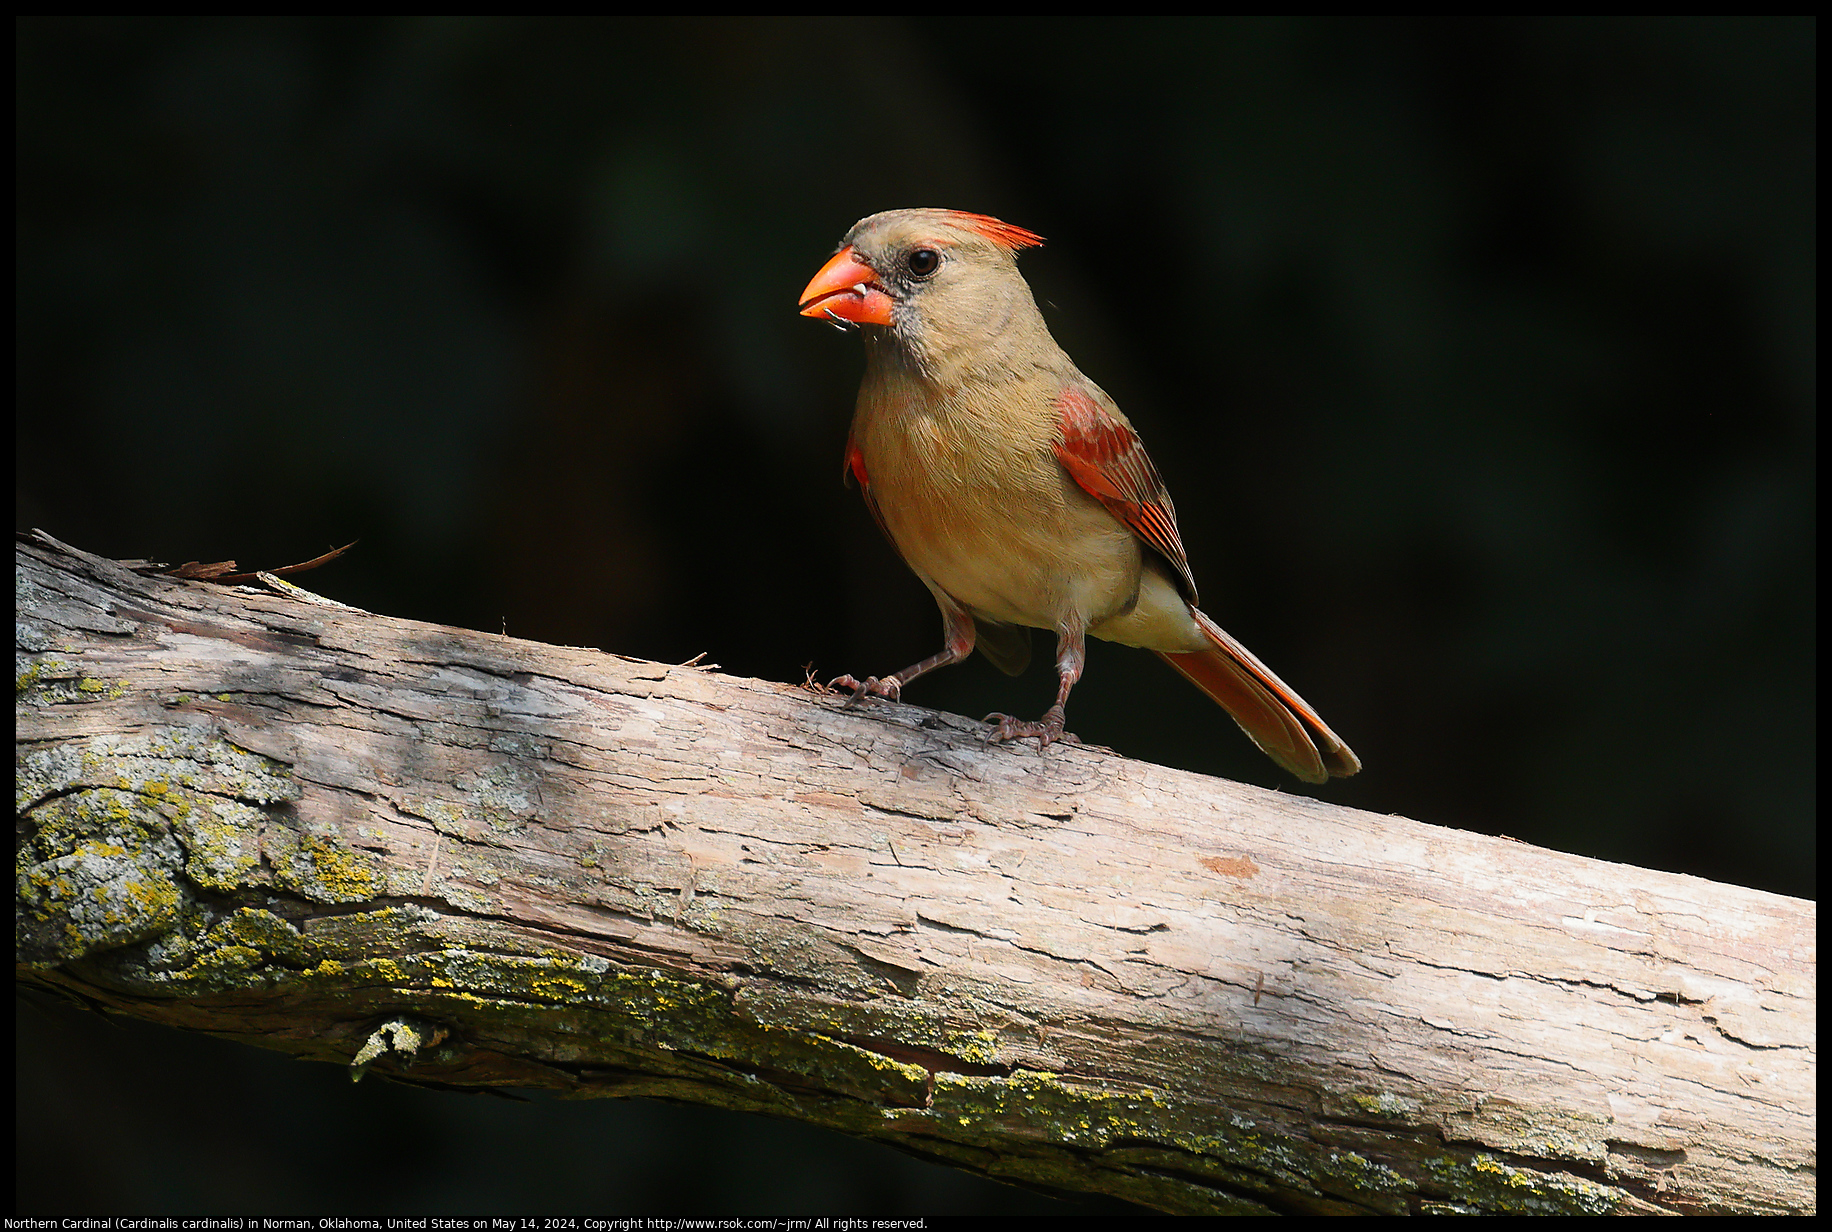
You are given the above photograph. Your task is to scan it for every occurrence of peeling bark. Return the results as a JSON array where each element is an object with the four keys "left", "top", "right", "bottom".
[{"left": 14, "top": 531, "right": 1815, "bottom": 1214}]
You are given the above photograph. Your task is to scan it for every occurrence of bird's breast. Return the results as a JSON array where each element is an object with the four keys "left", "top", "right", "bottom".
[{"left": 854, "top": 393, "right": 1141, "bottom": 631}]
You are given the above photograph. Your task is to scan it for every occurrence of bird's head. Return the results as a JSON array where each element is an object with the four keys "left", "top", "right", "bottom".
[{"left": 798, "top": 208, "right": 1049, "bottom": 379}]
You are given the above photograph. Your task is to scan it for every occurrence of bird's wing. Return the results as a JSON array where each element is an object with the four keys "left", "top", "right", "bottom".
[
  {"left": 1051, "top": 386, "right": 1199, "bottom": 604},
  {"left": 843, "top": 435, "right": 896, "bottom": 546}
]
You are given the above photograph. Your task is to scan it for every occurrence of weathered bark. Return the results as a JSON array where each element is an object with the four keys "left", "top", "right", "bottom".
[{"left": 14, "top": 530, "right": 1814, "bottom": 1214}]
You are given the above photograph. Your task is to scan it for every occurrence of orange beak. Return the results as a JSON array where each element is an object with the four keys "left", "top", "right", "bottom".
[{"left": 798, "top": 246, "right": 894, "bottom": 326}]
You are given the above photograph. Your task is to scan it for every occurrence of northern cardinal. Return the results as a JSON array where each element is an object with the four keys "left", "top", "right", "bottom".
[{"left": 799, "top": 208, "right": 1359, "bottom": 783}]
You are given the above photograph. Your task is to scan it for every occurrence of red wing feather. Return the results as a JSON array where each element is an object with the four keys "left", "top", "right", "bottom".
[
  {"left": 1052, "top": 387, "right": 1199, "bottom": 604},
  {"left": 844, "top": 436, "right": 895, "bottom": 546}
]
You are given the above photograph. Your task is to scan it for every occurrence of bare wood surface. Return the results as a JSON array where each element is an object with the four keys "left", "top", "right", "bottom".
[{"left": 14, "top": 531, "right": 1815, "bottom": 1214}]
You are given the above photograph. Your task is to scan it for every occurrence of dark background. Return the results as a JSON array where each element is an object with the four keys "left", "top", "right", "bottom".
[{"left": 16, "top": 16, "right": 1814, "bottom": 1215}]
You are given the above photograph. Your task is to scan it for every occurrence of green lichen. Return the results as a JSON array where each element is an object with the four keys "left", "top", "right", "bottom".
[
  {"left": 187, "top": 943, "right": 265, "bottom": 978},
  {"left": 531, "top": 972, "right": 592, "bottom": 1001},
  {"left": 17, "top": 727, "right": 308, "bottom": 969},
  {"left": 16, "top": 656, "right": 63, "bottom": 696},
  {"left": 19, "top": 727, "right": 299, "bottom": 815},
  {"left": 204, "top": 907, "right": 312, "bottom": 965},
  {"left": 1424, "top": 1151, "right": 1619, "bottom": 1214},
  {"left": 735, "top": 985, "right": 1024, "bottom": 1075},
  {"left": 352, "top": 950, "right": 1294, "bottom": 1205},
  {"left": 350, "top": 1017, "right": 447, "bottom": 1081},
  {"left": 112, "top": 904, "right": 334, "bottom": 993},
  {"left": 464, "top": 764, "right": 541, "bottom": 837},
  {"left": 1351, "top": 1090, "right": 1418, "bottom": 1118},
  {"left": 931, "top": 1069, "right": 1178, "bottom": 1153},
  {"left": 173, "top": 797, "right": 266, "bottom": 892},
  {"left": 15, "top": 833, "right": 184, "bottom": 966},
  {"left": 269, "top": 832, "right": 385, "bottom": 904},
  {"left": 15, "top": 653, "right": 131, "bottom": 706},
  {"left": 23, "top": 786, "right": 159, "bottom": 864},
  {"left": 16, "top": 655, "right": 73, "bottom": 705},
  {"left": 295, "top": 906, "right": 464, "bottom": 972}
]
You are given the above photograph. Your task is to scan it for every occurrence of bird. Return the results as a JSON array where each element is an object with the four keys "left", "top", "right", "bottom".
[{"left": 798, "top": 208, "right": 1359, "bottom": 783}]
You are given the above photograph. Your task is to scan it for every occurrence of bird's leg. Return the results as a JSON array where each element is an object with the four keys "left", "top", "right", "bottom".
[
  {"left": 832, "top": 603, "right": 975, "bottom": 706},
  {"left": 986, "top": 622, "right": 1085, "bottom": 750}
]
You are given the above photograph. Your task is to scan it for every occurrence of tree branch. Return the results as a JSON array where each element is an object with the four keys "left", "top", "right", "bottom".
[{"left": 14, "top": 531, "right": 1814, "bottom": 1214}]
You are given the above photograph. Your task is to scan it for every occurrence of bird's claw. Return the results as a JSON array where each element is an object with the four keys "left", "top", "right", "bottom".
[
  {"left": 983, "top": 709, "right": 1079, "bottom": 751},
  {"left": 830, "top": 674, "right": 901, "bottom": 708}
]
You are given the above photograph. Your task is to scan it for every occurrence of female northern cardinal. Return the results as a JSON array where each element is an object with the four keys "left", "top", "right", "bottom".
[{"left": 799, "top": 208, "right": 1359, "bottom": 783}]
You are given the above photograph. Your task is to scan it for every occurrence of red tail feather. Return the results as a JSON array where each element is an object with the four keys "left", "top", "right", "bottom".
[{"left": 1158, "top": 610, "right": 1360, "bottom": 783}]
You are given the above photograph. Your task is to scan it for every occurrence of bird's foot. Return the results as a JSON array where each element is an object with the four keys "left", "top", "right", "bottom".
[
  {"left": 983, "top": 706, "right": 1079, "bottom": 751},
  {"left": 830, "top": 674, "right": 901, "bottom": 707}
]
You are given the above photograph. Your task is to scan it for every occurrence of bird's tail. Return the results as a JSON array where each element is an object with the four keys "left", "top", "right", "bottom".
[{"left": 1156, "top": 608, "right": 1361, "bottom": 783}]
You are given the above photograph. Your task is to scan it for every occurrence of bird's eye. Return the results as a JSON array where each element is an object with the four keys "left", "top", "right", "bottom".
[{"left": 906, "top": 248, "right": 940, "bottom": 278}]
